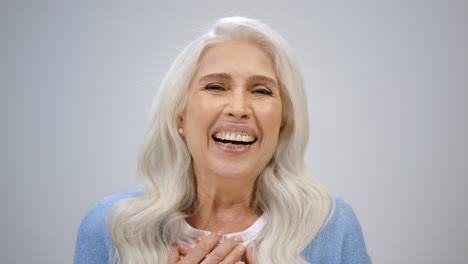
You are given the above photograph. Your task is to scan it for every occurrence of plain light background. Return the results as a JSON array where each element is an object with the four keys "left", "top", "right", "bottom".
[{"left": 1, "top": 1, "right": 467, "bottom": 263}]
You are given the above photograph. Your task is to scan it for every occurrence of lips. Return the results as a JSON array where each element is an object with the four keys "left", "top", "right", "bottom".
[
  {"left": 211, "top": 125, "right": 258, "bottom": 149},
  {"left": 212, "top": 131, "right": 257, "bottom": 145}
]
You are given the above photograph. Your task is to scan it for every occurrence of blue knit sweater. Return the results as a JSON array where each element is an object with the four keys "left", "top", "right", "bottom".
[{"left": 74, "top": 190, "right": 371, "bottom": 264}]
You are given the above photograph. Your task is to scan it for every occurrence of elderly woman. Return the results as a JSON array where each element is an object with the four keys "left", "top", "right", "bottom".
[{"left": 75, "top": 17, "right": 371, "bottom": 264}]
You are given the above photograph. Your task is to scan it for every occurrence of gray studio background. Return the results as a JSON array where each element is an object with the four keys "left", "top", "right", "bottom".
[{"left": 1, "top": 1, "right": 467, "bottom": 263}]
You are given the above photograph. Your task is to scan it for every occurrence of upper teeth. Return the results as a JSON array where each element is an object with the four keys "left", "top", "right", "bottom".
[{"left": 214, "top": 132, "right": 256, "bottom": 142}]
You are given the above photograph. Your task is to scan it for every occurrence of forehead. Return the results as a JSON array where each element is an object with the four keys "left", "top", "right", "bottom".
[{"left": 193, "top": 40, "right": 277, "bottom": 82}]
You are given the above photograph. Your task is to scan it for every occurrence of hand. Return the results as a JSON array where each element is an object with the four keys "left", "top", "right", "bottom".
[
  {"left": 168, "top": 231, "right": 247, "bottom": 264},
  {"left": 244, "top": 243, "right": 257, "bottom": 264},
  {"left": 188, "top": 235, "right": 258, "bottom": 264},
  {"left": 178, "top": 236, "right": 257, "bottom": 264}
]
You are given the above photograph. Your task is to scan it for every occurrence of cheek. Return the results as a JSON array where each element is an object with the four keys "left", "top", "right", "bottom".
[
  {"left": 257, "top": 102, "right": 283, "bottom": 132},
  {"left": 184, "top": 97, "right": 218, "bottom": 135}
]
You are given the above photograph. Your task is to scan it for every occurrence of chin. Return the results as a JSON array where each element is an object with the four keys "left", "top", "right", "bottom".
[{"left": 213, "top": 162, "right": 257, "bottom": 180}]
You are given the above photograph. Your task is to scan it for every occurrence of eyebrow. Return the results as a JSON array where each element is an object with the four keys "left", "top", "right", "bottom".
[
  {"left": 199, "top": 73, "right": 278, "bottom": 89},
  {"left": 199, "top": 73, "right": 232, "bottom": 83}
]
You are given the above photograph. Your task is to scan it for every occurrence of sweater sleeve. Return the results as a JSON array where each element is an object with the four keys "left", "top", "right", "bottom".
[
  {"left": 302, "top": 195, "right": 371, "bottom": 264},
  {"left": 335, "top": 196, "right": 372, "bottom": 264},
  {"left": 73, "top": 190, "right": 144, "bottom": 264},
  {"left": 74, "top": 198, "right": 113, "bottom": 264}
]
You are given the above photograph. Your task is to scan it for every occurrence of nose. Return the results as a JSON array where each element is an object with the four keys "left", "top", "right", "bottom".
[{"left": 224, "top": 90, "right": 251, "bottom": 119}]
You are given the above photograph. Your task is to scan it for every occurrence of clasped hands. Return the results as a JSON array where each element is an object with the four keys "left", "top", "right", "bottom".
[{"left": 169, "top": 231, "right": 257, "bottom": 264}]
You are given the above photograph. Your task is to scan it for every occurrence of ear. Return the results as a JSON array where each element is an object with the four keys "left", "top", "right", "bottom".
[
  {"left": 178, "top": 115, "right": 183, "bottom": 125},
  {"left": 178, "top": 109, "right": 185, "bottom": 133},
  {"left": 279, "top": 119, "right": 286, "bottom": 132}
]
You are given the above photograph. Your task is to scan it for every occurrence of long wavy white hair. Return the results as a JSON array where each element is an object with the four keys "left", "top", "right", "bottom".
[{"left": 109, "top": 16, "right": 335, "bottom": 264}]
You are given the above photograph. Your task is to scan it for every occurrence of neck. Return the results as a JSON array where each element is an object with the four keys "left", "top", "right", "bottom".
[{"left": 187, "top": 168, "right": 261, "bottom": 233}]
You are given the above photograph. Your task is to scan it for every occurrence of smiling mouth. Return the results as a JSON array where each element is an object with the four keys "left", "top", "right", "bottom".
[{"left": 212, "top": 132, "right": 257, "bottom": 146}]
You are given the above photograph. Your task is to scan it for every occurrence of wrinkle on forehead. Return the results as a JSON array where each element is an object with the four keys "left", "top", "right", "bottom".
[{"left": 192, "top": 40, "right": 278, "bottom": 87}]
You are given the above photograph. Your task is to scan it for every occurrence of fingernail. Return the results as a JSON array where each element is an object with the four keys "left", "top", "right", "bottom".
[
  {"left": 233, "top": 235, "right": 242, "bottom": 242},
  {"left": 216, "top": 230, "right": 224, "bottom": 237},
  {"left": 248, "top": 242, "right": 255, "bottom": 249}
]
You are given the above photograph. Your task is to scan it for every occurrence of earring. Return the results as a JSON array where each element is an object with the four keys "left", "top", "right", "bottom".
[{"left": 178, "top": 128, "right": 184, "bottom": 134}]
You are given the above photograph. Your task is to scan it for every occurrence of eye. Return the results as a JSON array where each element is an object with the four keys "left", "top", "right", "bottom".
[
  {"left": 204, "top": 84, "right": 226, "bottom": 91},
  {"left": 253, "top": 87, "right": 273, "bottom": 96}
]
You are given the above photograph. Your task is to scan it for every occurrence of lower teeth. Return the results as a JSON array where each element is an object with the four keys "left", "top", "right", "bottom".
[{"left": 222, "top": 142, "right": 245, "bottom": 149}]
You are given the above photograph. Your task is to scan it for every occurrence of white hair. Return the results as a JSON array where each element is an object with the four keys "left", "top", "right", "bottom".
[{"left": 109, "top": 16, "right": 335, "bottom": 264}]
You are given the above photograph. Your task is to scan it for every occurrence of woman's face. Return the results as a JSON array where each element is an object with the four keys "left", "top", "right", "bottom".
[{"left": 180, "top": 40, "right": 282, "bottom": 182}]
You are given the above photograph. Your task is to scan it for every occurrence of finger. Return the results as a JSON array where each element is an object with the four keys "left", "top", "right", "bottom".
[
  {"left": 178, "top": 243, "right": 191, "bottom": 256},
  {"left": 195, "top": 235, "right": 204, "bottom": 244},
  {"left": 216, "top": 243, "right": 246, "bottom": 264},
  {"left": 235, "top": 262, "right": 245, "bottom": 264},
  {"left": 178, "top": 231, "right": 223, "bottom": 264},
  {"left": 245, "top": 243, "right": 257, "bottom": 264},
  {"left": 168, "top": 246, "right": 180, "bottom": 264},
  {"left": 202, "top": 236, "right": 243, "bottom": 264}
]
